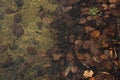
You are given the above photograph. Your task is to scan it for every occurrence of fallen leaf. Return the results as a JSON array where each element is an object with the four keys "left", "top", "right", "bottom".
[
  {"left": 76, "top": 53, "right": 84, "bottom": 60},
  {"left": 79, "top": 18, "right": 87, "bottom": 24},
  {"left": 89, "top": 77, "right": 95, "bottom": 80},
  {"left": 74, "top": 39, "right": 82, "bottom": 47},
  {"left": 64, "top": 66, "right": 71, "bottom": 77},
  {"left": 83, "top": 70, "right": 94, "bottom": 78},
  {"left": 100, "top": 54, "right": 108, "bottom": 60},
  {"left": 61, "top": 6, "right": 73, "bottom": 13},
  {"left": 52, "top": 53, "right": 62, "bottom": 61},
  {"left": 85, "top": 26, "right": 94, "bottom": 33},
  {"left": 90, "top": 30, "right": 100, "bottom": 38},
  {"left": 109, "top": 0, "right": 120, "bottom": 3},
  {"left": 70, "top": 65, "right": 78, "bottom": 73},
  {"left": 66, "top": 53, "right": 74, "bottom": 62}
]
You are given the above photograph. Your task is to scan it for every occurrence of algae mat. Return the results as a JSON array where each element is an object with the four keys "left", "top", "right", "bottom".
[{"left": 0, "top": 0, "right": 58, "bottom": 80}]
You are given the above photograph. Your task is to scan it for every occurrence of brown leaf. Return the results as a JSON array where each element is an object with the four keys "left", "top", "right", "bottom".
[
  {"left": 101, "top": 41, "right": 109, "bottom": 48},
  {"left": 109, "top": 0, "right": 120, "bottom": 3},
  {"left": 83, "top": 70, "right": 94, "bottom": 78},
  {"left": 83, "top": 40, "right": 94, "bottom": 49},
  {"left": 102, "top": 4, "right": 108, "bottom": 10},
  {"left": 0, "top": 45, "right": 7, "bottom": 53},
  {"left": 86, "top": 16, "right": 93, "bottom": 21},
  {"left": 64, "top": 66, "right": 71, "bottom": 77},
  {"left": 74, "top": 39, "right": 83, "bottom": 47},
  {"left": 89, "top": 77, "right": 95, "bottom": 80},
  {"left": 79, "top": 18, "right": 87, "bottom": 24},
  {"left": 12, "top": 25, "right": 24, "bottom": 39},
  {"left": 109, "top": 4, "right": 117, "bottom": 8},
  {"left": 111, "top": 9, "right": 120, "bottom": 16},
  {"left": 85, "top": 26, "right": 94, "bottom": 33},
  {"left": 39, "top": 51, "right": 46, "bottom": 57},
  {"left": 42, "top": 17, "right": 53, "bottom": 24},
  {"left": 90, "top": 30, "right": 100, "bottom": 38},
  {"left": 76, "top": 53, "right": 84, "bottom": 60},
  {"left": 70, "top": 65, "right": 78, "bottom": 73},
  {"left": 43, "top": 63, "right": 51, "bottom": 68},
  {"left": 61, "top": 6, "right": 73, "bottom": 13},
  {"left": 69, "top": 34, "right": 75, "bottom": 43},
  {"left": 100, "top": 54, "right": 108, "bottom": 60},
  {"left": 66, "top": 53, "right": 74, "bottom": 62},
  {"left": 52, "top": 53, "right": 62, "bottom": 61},
  {"left": 26, "top": 46, "right": 37, "bottom": 55}
]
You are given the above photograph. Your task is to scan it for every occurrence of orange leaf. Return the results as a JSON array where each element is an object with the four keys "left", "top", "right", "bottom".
[{"left": 89, "top": 77, "right": 95, "bottom": 80}]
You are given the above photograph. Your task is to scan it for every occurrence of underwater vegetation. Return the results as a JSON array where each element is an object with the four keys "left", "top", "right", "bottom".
[{"left": 0, "top": 0, "right": 120, "bottom": 80}]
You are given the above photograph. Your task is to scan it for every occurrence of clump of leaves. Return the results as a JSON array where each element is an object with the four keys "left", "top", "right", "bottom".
[{"left": 89, "top": 7, "right": 99, "bottom": 16}]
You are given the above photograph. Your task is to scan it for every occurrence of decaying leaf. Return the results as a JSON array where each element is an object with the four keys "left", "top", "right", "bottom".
[
  {"left": 42, "top": 17, "right": 53, "bottom": 24},
  {"left": 83, "top": 70, "right": 94, "bottom": 78},
  {"left": 89, "top": 77, "right": 95, "bottom": 80},
  {"left": 26, "top": 46, "right": 37, "bottom": 56},
  {"left": 76, "top": 53, "right": 84, "bottom": 60},
  {"left": 39, "top": 51, "right": 46, "bottom": 57},
  {"left": 61, "top": 6, "right": 73, "bottom": 13},
  {"left": 100, "top": 54, "right": 108, "bottom": 60},
  {"left": 69, "top": 34, "right": 76, "bottom": 43},
  {"left": 66, "top": 53, "right": 74, "bottom": 62},
  {"left": 64, "top": 66, "right": 71, "bottom": 77},
  {"left": 0, "top": 45, "right": 8, "bottom": 53},
  {"left": 85, "top": 26, "right": 94, "bottom": 33},
  {"left": 90, "top": 30, "right": 100, "bottom": 38},
  {"left": 79, "top": 18, "right": 87, "bottom": 24},
  {"left": 74, "top": 39, "right": 83, "bottom": 47},
  {"left": 70, "top": 65, "right": 78, "bottom": 73},
  {"left": 52, "top": 53, "right": 62, "bottom": 60},
  {"left": 109, "top": 0, "right": 120, "bottom": 3}
]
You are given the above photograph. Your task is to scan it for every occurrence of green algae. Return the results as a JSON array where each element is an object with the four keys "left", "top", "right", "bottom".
[{"left": 0, "top": 0, "right": 58, "bottom": 79}]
